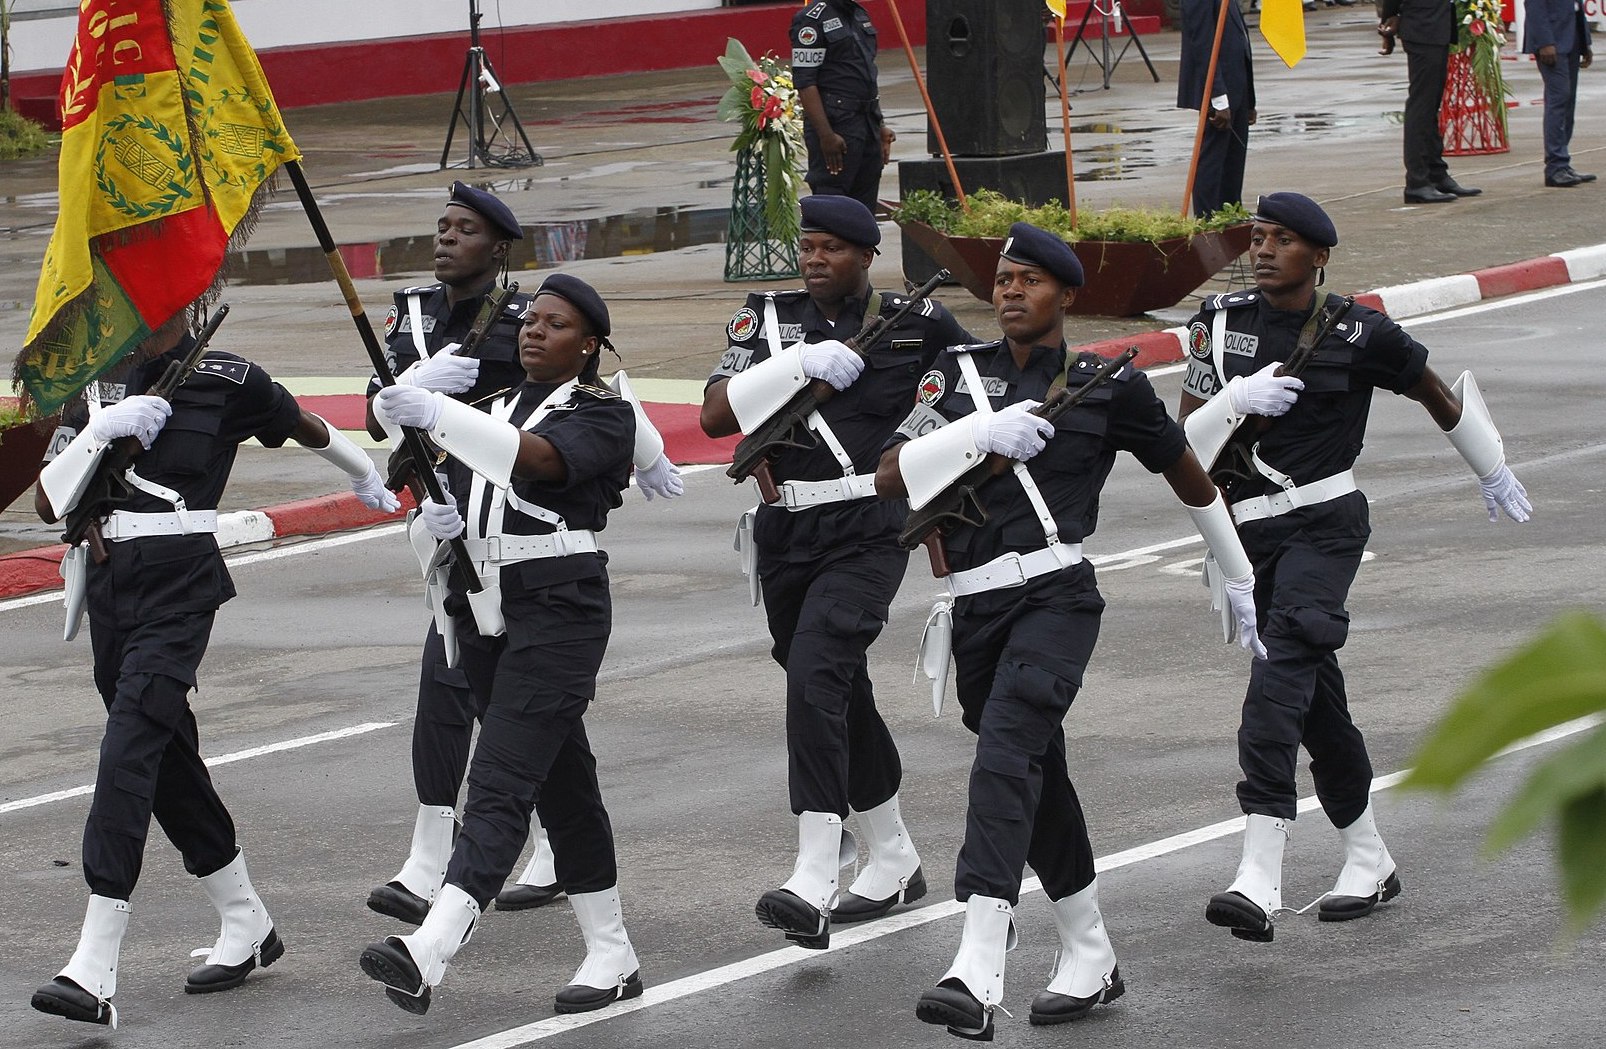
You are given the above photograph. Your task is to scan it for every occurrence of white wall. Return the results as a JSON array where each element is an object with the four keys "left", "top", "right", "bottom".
[{"left": 7, "top": 0, "right": 727, "bottom": 77}]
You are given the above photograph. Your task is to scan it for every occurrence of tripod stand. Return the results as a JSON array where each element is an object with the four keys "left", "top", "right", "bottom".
[
  {"left": 440, "top": 0, "right": 541, "bottom": 170},
  {"left": 1064, "top": 0, "right": 1160, "bottom": 91}
]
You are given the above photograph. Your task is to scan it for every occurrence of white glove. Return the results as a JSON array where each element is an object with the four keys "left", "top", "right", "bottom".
[
  {"left": 419, "top": 493, "right": 464, "bottom": 540},
  {"left": 374, "top": 385, "right": 444, "bottom": 430},
  {"left": 635, "top": 453, "right": 684, "bottom": 501},
  {"left": 350, "top": 464, "right": 400, "bottom": 513},
  {"left": 1226, "top": 362, "right": 1304, "bottom": 417},
  {"left": 89, "top": 395, "right": 172, "bottom": 449},
  {"left": 798, "top": 339, "right": 864, "bottom": 391},
  {"left": 1478, "top": 464, "right": 1531, "bottom": 523},
  {"left": 971, "top": 400, "right": 1055, "bottom": 461},
  {"left": 1224, "top": 574, "right": 1267, "bottom": 659},
  {"left": 399, "top": 345, "right": 479, "bottom": 394}
]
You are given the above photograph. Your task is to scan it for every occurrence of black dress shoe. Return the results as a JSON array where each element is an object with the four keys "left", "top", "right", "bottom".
[
  {"left": 185, "top": 926, "right": 284, "bottom": 993},
  {"left": 754, "top": 888, "right": 830, "bottom": 949},
  {"left": 1433, "top": 178, "right": 1481, "bottom": 197},
  {"left": 31, "top": 977, "right": 113, "bottom": 1025},
  {"left": 916, "top": 980, "right": 994, "bottom": 1041},
  {"left": 1029, "top": 965, "right": 1126, "bottom": 1025},
  {"left": 1403, "top": 185, "right": 1458, "bottom": 204},
  {"left": 495, "top": 881, "right": 565, "bottom": 911},
  {"left": 1564, "top": 168, "right": 1597, "bottom": 183},
  {"left": 832, "top": 866, "right": 928, "bottom": 924},
  {"left": 554, "top": 970, "right": 645, "bottom": 1014},
  {"left": 359, "top": 937, "right": 432, "bottom": 1014},
  {"left": 1545, "top": 170, "right": 1584, "bottom": 188},
  {"left": 367, "top": 881, "right": 429, "bottom": 925},
  {"left": 1318, "top": 871, "right": 1403, "bottom": 921},
  {"left": 1205, "top": 891, "right": 1274, "bottom": 942}
]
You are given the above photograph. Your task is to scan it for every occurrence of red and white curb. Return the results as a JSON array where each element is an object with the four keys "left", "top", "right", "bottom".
[{"left": 6, "top": 241, "right": 1603, "bottom": 601}]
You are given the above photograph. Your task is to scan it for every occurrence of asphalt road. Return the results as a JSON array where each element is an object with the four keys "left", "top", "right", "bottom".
[{"left": 1, "top": 282, "right": 1603, "bottom": 1048}]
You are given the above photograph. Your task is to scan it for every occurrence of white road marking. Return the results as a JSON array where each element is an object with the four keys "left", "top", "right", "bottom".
[
  {"left": 0, "top": 722, "right": 397, "bottom": 814},
  {"left": 446, "top": 715, "right": 1601, "bottom": 1049}
]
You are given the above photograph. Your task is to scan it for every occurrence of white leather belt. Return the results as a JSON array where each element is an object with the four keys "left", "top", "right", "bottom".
[
  {"left": 777, "top": 473, "right": 878, "bottom": 510},
  {"left": 945, "top": 542, "right": 1083, "bottom": 598},
  {"left": 1230, "top": 470, "right": 1358, "bottom": 525},
  {"left": 100, "top": 509, "right": 219, "bottom": 541},
  {"left": 460, "top": 530, "right": 599, "bottom": 564}
]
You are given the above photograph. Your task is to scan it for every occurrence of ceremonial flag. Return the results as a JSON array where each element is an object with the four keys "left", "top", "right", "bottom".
[
  {"left": 14, "top": 0, "right": 298, "bottom": 414},
  {"left": 1259, "top": 0, "right": 1307, "bottom": 68}
]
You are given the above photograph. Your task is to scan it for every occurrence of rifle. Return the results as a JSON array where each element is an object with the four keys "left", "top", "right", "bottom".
[
  {"left": 898, "top": 346, "right": 1141, "bottom": 578},
  {"left": 726, "top": 269, "right": 951, "bottom": 504},
  {"left": 1208, "top": 293, "right": 1355, "bottom": 486},
  {"left": 384, "top": 281, "right": 521, "bottom": 497},
  {"left": 61, "top": 304, "right": 232, "bottom": 563}
]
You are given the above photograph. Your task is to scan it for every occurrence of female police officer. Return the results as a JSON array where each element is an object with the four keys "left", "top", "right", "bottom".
[
  {"left": 361, "top": 274, "right": 644, "bottom": 1015},
  {"left": 877, "top": 224, "right": 1264, "bottom": 1040}
]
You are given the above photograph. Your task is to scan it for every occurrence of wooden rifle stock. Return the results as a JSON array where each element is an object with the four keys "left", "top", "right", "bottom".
[
  {"left": 728, "top": 270, "right": 951, "bottom": 500},
  {"left": 1209, "top": 294, "right": 1355, "bottom": 485},
  {"left": 899, "top": 347, "right": 1141, "bottom": 576},
  {"left": 60, "top": 304, "right": 232, "bottom": 562},
  {"left": 385, "top": 282, "right": 521, "bottom": 496}
]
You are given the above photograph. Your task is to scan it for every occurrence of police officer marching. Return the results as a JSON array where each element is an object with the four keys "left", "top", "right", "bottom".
[
  {"left": 1178, "top": 192, "right": 1532, "bottom": 943},
  {"left": 30, "top": 306, "right": 401, "bottom": 1027},
  {"left": 877, "top": 224, "right": 1265, "bottom": 1040},
  {"left": 701, "top": 195, "right": 973, "bottom": 953},
  {"left": 790, "top": 0, "right": 897, "bottom": 214}
]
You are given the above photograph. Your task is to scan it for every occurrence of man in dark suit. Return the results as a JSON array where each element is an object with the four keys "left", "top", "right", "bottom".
[
  {"left": 1178, "top": 0, "right": 1256, "bottom": 217},
  {"left": 1379, "top": 0, "right": 1482, "bottom": 203},
  {"left": 1523, "top": 0, "right": 1595, "bottom": 187}
]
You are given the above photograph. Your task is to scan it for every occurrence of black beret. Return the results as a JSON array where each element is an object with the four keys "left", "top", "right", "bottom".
[
  {"left": 1252, "top": 192, "right": 1337, "bottom": 248},
  {"left": 537, "top": 272, "right": 611, "bottom": 344},
  {"left": 998, "top": 222, "right": 1084, "bottom": 288},
  {"left": 800, "top": 194, "right": 882, "bottom": 247},
  {"left": 448, "top": 181, "right": 523, "bottom": 240}
]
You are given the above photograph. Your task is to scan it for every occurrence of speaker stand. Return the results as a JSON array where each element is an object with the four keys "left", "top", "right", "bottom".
[
  {"left": 440, "top": 1, "right": 542, "bottom": 170},
  {"left": 1064, "top": 1, "right": 1160, "bottom": 91}
]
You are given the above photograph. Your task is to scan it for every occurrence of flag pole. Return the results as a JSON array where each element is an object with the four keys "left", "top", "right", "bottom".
[
  {"left": 281, "top": 159, "right": 488, "bottom": 601},
  {"left": 1054, "top": 15, "right": 1077, "bottom": 225},
  {"left": 1181, "top": 0, "right": 1234, "bottom": 217},
  {"left": 881, "top": 0, "right": 968, "bottom": 211}
]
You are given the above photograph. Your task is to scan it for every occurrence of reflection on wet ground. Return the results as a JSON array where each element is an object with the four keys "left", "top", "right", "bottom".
[{"left": 228, "top": 205, "right": 730, "bottom": 285}]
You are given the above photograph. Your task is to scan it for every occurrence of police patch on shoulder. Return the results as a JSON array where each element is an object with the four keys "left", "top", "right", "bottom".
[
  {"left": 384, "top": 305, "right": 399, "bottom": 338},
  {"left": 798, "top": 25, "right": 818, "bottom": 44},
  {"left": 728, "top": 307, "right": 759, "bottom": 342},
  {"left": 1188, "top": 321, "right": 1210, "bottom": 360},
  {"left": 917, "top": 369, "right": 945, "bottom": 404},
  {"left": 194, "top": 356, "right": 251, "bottom": 385}
]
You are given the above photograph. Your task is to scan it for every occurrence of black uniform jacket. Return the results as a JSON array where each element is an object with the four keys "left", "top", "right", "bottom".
[
  {"left": 710, "top": 286, "right": 974, "bottom": 560},
  {"left": 369, "top": 282, "right": 531, "bottom": 402}
]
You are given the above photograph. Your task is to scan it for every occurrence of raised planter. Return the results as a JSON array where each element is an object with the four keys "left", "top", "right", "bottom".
[
  {"left": 897, "top": 219, "right": 1253, "bottom": 317},
  {"left": 0, "top": 417, "right": 55, "bottom": 514}
]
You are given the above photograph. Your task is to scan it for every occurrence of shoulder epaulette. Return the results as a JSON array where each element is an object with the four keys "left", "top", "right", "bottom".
[
  {"left": 574, "top": 383, "right": 620, "bottom": 401},
  {"left": 764, "top": 288, "right": 810, "bottom": 302},
  {"left": 1067, "top": 350, "right": 1132, "bottom": 382},
  {"left": 192, "top": 354, "right": 253, "bottom": 385},
  {"left": 802, "top": 1, "right": 828, "bottom": 19},
  {"left": 398, "top": 283, "right": 442, "bottom": 297},
  {"left": 945, "top": 340, "right": 1002, "bottom": 355},
  {"left": 1200, "top": 289, "right": 1259, "bottom": 312}
]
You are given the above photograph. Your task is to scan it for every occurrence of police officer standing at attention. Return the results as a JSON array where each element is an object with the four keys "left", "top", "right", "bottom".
[
  {"left": 1177, "top": 193, "right": 1531, "bottom": 944},
  {"left": 30, "top": 307, "right": 400, "bottom": 1027},
  {"left": 878, "top": 224, "right": 1264, "bottom": 1040},
  {"left": 364, "top": 183, "right": 684, "bottom": 926},
  {"left": 701, "top": 195, "right": 973, "bottom": 951},
  {"left": 791, "top": 0, "right": 897, "bottom": 213},
  {"left": 361, "top": 274, "right": 646, "bottom": 1016}
]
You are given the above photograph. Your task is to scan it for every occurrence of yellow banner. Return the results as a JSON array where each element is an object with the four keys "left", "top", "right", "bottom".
[{"left": 1260, "top": 0, "right": 1308, "bottom": 68}]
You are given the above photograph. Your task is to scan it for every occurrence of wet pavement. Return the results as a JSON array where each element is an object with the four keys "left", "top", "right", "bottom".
[{"left": 2, "top": 9, "right": 1602, "bottom": 542}]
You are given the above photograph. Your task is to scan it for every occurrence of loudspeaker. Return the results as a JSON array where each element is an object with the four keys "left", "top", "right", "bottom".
[
  {"left": 898, "top": 152, "right": 1069, "bottom": 284},
  {"left": 926, "top": 0, "right": 1048, "bottom": 157}
]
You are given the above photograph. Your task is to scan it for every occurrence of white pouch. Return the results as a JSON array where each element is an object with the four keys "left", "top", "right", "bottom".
[
  {"left": 733, "top": 505, "right": 760, "bottom": 607},
  {"left": 916, "top": 594, "right": 955, "bottom": 717},
  {"left": 61, "top": 545, "right": 88, "bottom": 642}
]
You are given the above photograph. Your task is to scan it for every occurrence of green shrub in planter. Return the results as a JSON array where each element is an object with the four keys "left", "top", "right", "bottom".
[{"left": 898, "top": 189, "right": 1250, "bottom": 244}]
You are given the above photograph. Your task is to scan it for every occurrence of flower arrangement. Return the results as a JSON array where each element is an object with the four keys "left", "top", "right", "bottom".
[
  {"left": 896, "top": 189, "right": 1250, "bottom": 245},
  {"left": 1454, "top": 0, "right": 1510, "bottom": 133},
  {"left": 717, "top": 38, "right": 806, "bottom": 247}
]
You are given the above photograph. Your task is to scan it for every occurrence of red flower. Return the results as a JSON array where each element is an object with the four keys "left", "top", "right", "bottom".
[
  {"left": 751, "top": 85, "right": 766, "bottom": 110},
  {"left": 746, "top": 68, "right": 769, "bottom": 85},
  {"left": 763, "top": 96, "right": 784, "bottom": 121},
  {"left": 1470, "top": 19, "right": 1485, "bottom": 35}
]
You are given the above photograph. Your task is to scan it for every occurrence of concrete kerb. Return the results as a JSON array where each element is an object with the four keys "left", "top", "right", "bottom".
[{"left": 3, "top": 241, "right": 1600, "bottom": 601}]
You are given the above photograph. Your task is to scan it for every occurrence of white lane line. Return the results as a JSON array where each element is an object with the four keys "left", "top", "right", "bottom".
[
  {"left": 448, "top": 715, "right": 1600, "bottom": 1049},
  {"left": 0, "top": 722, "right": 397, "bottom": 814}
]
